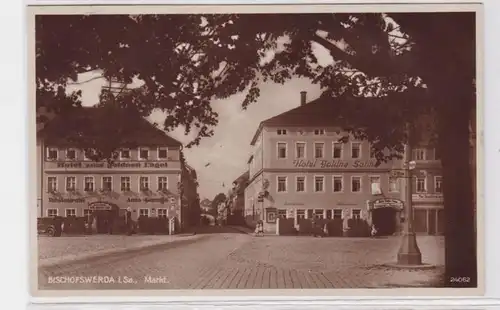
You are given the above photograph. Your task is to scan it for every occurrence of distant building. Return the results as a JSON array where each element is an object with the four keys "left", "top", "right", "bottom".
[
  {"left": 36, "top": 107, "right": 192, "bottom": 232},
  {"left": 244, "top": 92, "right": 444, "bottom": 235}
]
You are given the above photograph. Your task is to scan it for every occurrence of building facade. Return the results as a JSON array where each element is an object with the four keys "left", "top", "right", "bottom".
[
  {"left": 37, "top": 108, "right": 187, "bottom": 232},
  {"left": 244, "top": 92, "right": 444, "bottom": 235}
]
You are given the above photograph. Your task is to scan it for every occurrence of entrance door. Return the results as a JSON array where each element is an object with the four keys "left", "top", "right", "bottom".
[
  {"left": 371, "top": 207, "right": 397, "bottom": 236},
  {"left": 428, "top": 209, "right": 437, "bottom": 235},
  {"left": 94, "top": 210, "right": 111, "bottom": 234}
]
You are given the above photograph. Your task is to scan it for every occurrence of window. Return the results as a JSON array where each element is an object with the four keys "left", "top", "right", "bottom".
[
  {"left": 296, "top": 209, "right": 305, "bottom": 220},
  {"left": 47, "top": 209, "right": 58, "bottom": 217},
  {"left": 120, "top": 149, "right": 131, "bottom": 160},
  {"left": 416, "top": 177, "right": 426, "bottom": 193},
  {"left": 434, "top": 148, "right": 441, "bottom": 160},
  {"left": 351, "top": 176, "right": 362, "bottom": 193},
  {"left": 65, "top": 208, "right": 76, "bottom": 217},
  {"left": 314, "top": 209, "right": 324, "bottom": 219},
  {"left": 333, "top": 209, "right": 343, "bottom": 219},
  {"left": 295, "top": 142, "right": 306, "bottom": 159},
  {"left": 326, "top": 210, "right": 332, "bottom": 219},
  {"left": 351, "top": 142, "right": 361, "bottom": 159},
  {"left": 413, "top": 149, "right": 426, "bottom": 160},
  {"left": 369, "top": 146, "right": 376, "bottom": 159},
  {"left": 351, "top": 209, "right": 361, "bottom": 219},
  {"left": 158, "top": 176, "right": 168, "bottom": 191},
  {"left": 369, "top": 176, "right": 382, "bottom": 195},
  {"left": 66, "top": 149, "right": 76, "bottom": 160},
  {"left": 296, "top": 176, "right": 305, "bottom": 192},
  {"left": 333, "top": 143, "right": 343, "bottom": 159},
  {"left": 277, "top": 129, "right": 287, "bottom": 135},
  {"left": 278, "top": 209, "right": 287, "bottom": 219},
  {"left": 277, "top": 176, "right": 287, "bottom": 193},
  {"left": 434, "top": 176, "right": 443, "bottom": 193},
  {"left": 139, "top": 147, "right": 149, "bottom": 160},
  {"left": 84, "top": 149, "right": 96, "bottom": 160},
  {"left": 46, "top": 148, "right": 58, "bottom": 160},
  {"left": 158, "top": 147, "right": 168, "bottom": 159},
  {"left": 314, "top": 176, "right": 324, "bottom": 192},
  {"left": 158, "top": 209, "right": 168, "bottom": 219},
  {"left": 65, "top": 176, "right": 76, "bottom": 192},
  {"left": 307, "top": 209, "right": 314, "bottom": 219},
  {"left": 314, "top": 129, "right": 325, "bottom": 135},
  {"left": 139, "top": 176, "right": 150, "bottom": 191},
  {"left": 102, "top": 176, "right": 112, "bottom": 191},
  {"left": 277, "top": 142, "right": 287, "bottom": 159},
  {"left": 83, "top": 209, "right": 92, "bottom": 217},
  {"left": 139, "top": 208, "right": 149, "bottom": 217},
  {"left": 47, "top": 176, "right": 57, "bottom": 192},
  {"left": 314, "top": 142, "right": 324, "bottom": 159},
  {"left": 84, "top": 176, "right": 94, "bottom": 192},
  {"left": 121, "top": 176, "right": 131, "bottom": 192},
  {"left": 333, "top": 176, "right": 343, "bottom": 192},
  {"left": 389, "top": 178, "right": 400, "bottom": 192}
]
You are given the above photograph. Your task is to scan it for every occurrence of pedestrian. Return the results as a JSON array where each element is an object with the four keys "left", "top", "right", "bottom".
[
  {"left": 126, "top": 207, "right": 133, "bottom": 236},
  {"left": 371, "top": 224, "right": 378, "bottom": 238}
]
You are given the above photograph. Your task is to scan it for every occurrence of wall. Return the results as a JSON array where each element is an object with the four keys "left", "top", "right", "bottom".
[{"left": 243, "top": 174, "right": 263, "bottom": 227}]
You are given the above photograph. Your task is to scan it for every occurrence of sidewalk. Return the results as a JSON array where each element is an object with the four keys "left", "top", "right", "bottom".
[{"left": 38, "top": 233, "right": 206, "bottom": 269}]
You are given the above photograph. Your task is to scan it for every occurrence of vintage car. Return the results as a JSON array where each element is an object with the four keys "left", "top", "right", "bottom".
[{"left": 37, "top": 217, "right": 63, "bottom": 237}]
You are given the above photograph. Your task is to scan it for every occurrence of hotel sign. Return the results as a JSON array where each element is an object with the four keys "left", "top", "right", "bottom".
[
  {"left": 370, "top": 198, "right": 404, "bottom": 210},
  {"left": 412, "top": 193, "right": 443, "bottom": 203},
  {"left": 53, "top": 162, "right": 169, "bottom": 169},
  {"left": 293, "top": 159, "right": 377, "bottom": 169}
]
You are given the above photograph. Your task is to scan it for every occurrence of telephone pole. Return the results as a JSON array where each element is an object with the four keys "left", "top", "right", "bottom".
[{"left": 397, "top": 123, "right": 423, "bottom": 265}]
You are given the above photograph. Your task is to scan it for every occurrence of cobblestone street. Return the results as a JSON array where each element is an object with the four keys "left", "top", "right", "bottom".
[{"left": 38, "top": 229, "right": 444, "bottom": 290}]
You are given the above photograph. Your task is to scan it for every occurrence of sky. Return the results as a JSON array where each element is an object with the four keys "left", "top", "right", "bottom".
[{"left": 66, "top": 72, "right": 323, "bottom": 200}]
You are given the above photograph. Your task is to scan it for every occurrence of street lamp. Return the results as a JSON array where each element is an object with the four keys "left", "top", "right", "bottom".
[{"left": 397, "top": 123, "right": 423, "bottom": 265}]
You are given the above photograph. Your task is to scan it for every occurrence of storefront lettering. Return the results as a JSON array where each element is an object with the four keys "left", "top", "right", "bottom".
[
  {"left": 55, "top": 162, "right": 168, "bottom": 169},
  {"left": 284, "top": 202, "right": 305, "bottom": 206},
  {"left": 292, "top": 159, "right": 376, "bottom": 169},
  {"left": 126, "top": 197, "right": 177, "bottom": 203},
  {"left": 48, "top": 198, "right": 85, "bottom": 203},
  {"left": 413, "top": 193, "right": 443, "bottom": 201}
]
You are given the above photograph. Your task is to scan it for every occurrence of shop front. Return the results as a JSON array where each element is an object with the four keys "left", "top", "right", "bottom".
[
  {"left": 367, "top": 198, "right": 404, "bottom": 236},
  {"left": 411, "top": 193, "right": 444, "bottom": 235}
]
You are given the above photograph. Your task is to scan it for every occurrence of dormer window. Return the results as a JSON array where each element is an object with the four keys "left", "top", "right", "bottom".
[
  {"left": 314, "top": 129, "right": 326, "bottom": 135},
  {"left": 139, "top": 147, "right": 149, "bottom": 160},
  {"left": 66, "top": 149, "right": 76, "bottom": 160},
  {"left": 158, "top": 147, "right": 168, "bottom": 159},
  {"left": 277, "top": 129, "right": 287, "bottom": 135},
  {"left": 84, "top": 149, "right": 96, "bottom": 161},
  {"left": 46, "top": 148, "right": 58, "bottom": 161},
  {"left": 120, "top": 149, "right": 131, "bottom": 160}
]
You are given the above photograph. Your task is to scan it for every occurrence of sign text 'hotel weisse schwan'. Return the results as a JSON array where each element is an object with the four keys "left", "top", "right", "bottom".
[{"left": 292, "top": 159, "right": 377, "bottom": 169}]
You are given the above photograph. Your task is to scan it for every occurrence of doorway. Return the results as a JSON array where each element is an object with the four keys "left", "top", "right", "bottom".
[{"left": 371, "top": 207, "right": 397, "bottom": 236}]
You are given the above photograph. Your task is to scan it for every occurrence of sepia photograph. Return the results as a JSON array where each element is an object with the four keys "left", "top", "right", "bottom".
[{"left": 29, "top": 3, "right": 482, "bottom": 296}]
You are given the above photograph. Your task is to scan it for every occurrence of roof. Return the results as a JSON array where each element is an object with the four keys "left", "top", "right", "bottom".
[
  {"left": 233, "top": 170, "right": 250, "bottom": 185},
  {"left": 38, "top": 106, "right": 183, "bottom": 148}
]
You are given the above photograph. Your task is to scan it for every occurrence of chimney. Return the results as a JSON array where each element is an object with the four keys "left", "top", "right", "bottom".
[{"left": 300, "top": 91, "right": 307, "bottom": 106}]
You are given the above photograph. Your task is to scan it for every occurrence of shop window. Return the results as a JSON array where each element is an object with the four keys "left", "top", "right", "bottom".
[
  {"left": 157, "top": 208, "right": 168, "bottom": 219},
  {"left": 65, "top": 208, "right": 76, "bottom": 217},
  {"left": 434, "top": 176, "right": 443, "bottom": 193},
  {"left": 102, "top": 176, "right": 113, "bottom": 191},
  {"left": 47, "top": 209, "right": 58, "bottom": 217},
  {"left": 277, "top": 142, "right": 287, "bottom": 159},
  {"left": 307, "top": 209, "right": 314, "bottom": 219},
  {"left": 333, "top": 143, "right": 343, "bottom": 159},
  {"left": 296, "top": 209, "right": 306, "bottom": 220},
  {"left": 326, "top": 210, "right": 332, "bottom": 219},
  {"left": 65, "top": 176, "right": 76, "bottom": 192},
  {"left": 333, "top": 176, "right": 343, "bottom": 192},
  {"left": 314, "top": 209, "right": 324, "bottom": 219},
  {"left": 139, "top": 208, "right": 149, "bottom": 217},
  {"left": 351, "top": 209, "right": 361, "bottom": 219},
  {"left": 47, "top": 176, "right": 57, "bottom": 192},
  {"left": 351, "top": 142, "right": 361, "bottom": 159},
  {"left": 120, "top": 149, "right": 131, "bottom": 160},
  {"left": 158, "top": 147, "right": 168, "bottom": 159},
  {"left": 121, "top": 176, "right": 131, "bottom": 192},
  {"left": 84, "top": 176, "right": 94, "bottom": 192},
  {"left": 295, "top": 142, "right": 305, "bottom": 159},
  {"left": 139, "top": 176, "right": 150, "bottom": 191},
  {"left": 46, "top": 148, "right": 58, "bottom": 161},
  {"left": 158, "top": 176, "right": 168, "bottom": 191},
  {"left": 333, "top": 209, "right": 343, "bottom": 219},
  {"left": 277, "top": 176, "right": 287, "bottom": 192},
  {"left": 351, "top": 176, "right": 362, "bottom": 193},
  {"left": 139, "top": 147, "right": 150, "bottom": 160},
  {"left": 314, "top": 176, "right": 325, "bottom": 192},
  {"left": 66, "top": 149, "right": 76, "bottom": 160},
  {"left": 314, "top": 142, "right": 324, "bottom": 159},
  {"left": 296, "top": 176, "right": 305, "bottom": 192},
  {"left": 416, "top": 177, "right": 427, "bottom": 193},
  {"left": 277, "top": 209, "right": 287, "bottom": 219}
]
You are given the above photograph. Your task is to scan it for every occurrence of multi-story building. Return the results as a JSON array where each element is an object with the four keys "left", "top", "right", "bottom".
[
  {"left": 244, "top": 92, "right": 444, "bottom": 235},
  {"left": 36, "top": 107, "right": 186, "bottom": 232}
]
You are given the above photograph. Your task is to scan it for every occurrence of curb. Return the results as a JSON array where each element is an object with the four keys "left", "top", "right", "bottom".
[{"left": 38, "top": 234, "right": 209, "bottom": 270}]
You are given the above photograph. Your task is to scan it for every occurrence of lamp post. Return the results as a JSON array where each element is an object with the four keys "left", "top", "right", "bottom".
[{"left": 397, "top": 123, "right": 423, "bottom": 265}]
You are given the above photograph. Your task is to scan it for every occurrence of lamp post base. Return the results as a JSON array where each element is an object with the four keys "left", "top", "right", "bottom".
[{"left": 397, "top": 232, "right": 422, "bottom": 265}]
